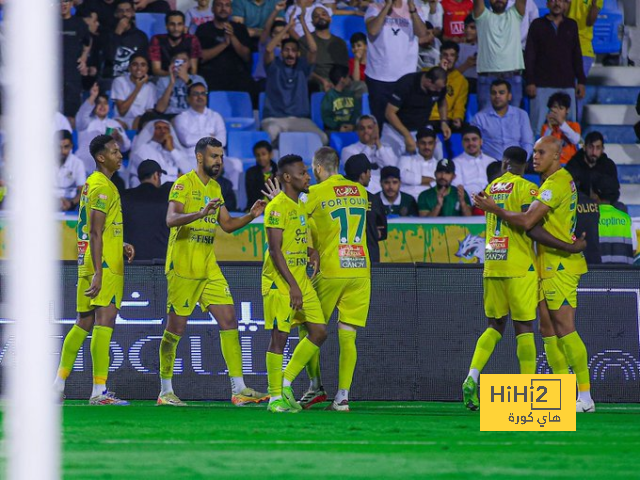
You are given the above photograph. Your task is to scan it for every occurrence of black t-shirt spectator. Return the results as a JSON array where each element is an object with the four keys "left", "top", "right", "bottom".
[
  {"left": 245, "top": 161, "right": 277, "bottom": 211},
  {"left": 388, "top": 72, "right": 446, "bottom": 132},
  {"left": 103, "top": 27, "right": 149, "bottom": 79},
  {"left": 367, "top": 191, "right": 387, "bottom": 263},
  {"left": 217, "top": 175, "right": 237, "bottom": 212},
  {"left": 62, "top": 16, "right": 92, "bottom": 81},
  {"left": 149, "top": 33, "right": 202, "bottom": 73},
  {"left": 137, "top": 1, "right": 171, "bottom": 14},
  {"left": 575, "top": 191, "right": 602, "bottom": 264},
  {"left": 565, "top": 149, "right": 619, "bottom": 198},
  {"left": 196, "top": 21, "right": 253, "bottom": 90},
  {"left": 77, "top": 0, "right": 118, "bottom": 31}
]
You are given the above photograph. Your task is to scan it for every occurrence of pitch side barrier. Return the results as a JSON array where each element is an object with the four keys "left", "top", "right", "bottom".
[{"left": 0, "top": 263, "right": 638, "bottom": 402}]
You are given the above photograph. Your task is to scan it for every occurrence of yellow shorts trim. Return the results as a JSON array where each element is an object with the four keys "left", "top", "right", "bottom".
[
  {"left": 77, "top": 270, "right": 123, "bottom": 313},
  {"left": 167, "top": 271, "right": 233, "bottom": 316},
  {"left": 541, "top": 271, "right": 581, "bottom": 311},
  {"left": 312, "top": 274, "right": 371, "bottom": 328},
  {"left": 483, "top": 270, "right": 538, "bottom": 321},
  {"left": 263, "top": 283, "right": 324, "bottom": 333}
]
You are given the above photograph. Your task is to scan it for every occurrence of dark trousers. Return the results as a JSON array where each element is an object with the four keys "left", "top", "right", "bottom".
[{"left": 365, "top": 76, "right": 397, "bottom": 129}]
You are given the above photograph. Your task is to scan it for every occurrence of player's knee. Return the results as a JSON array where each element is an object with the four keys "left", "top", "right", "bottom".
[{"left": 308, "top": 325, "right": 327, "bottom": 346}]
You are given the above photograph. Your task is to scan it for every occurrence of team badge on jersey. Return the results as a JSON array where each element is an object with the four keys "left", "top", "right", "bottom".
[{"left": 540, "top": 190, "right": 552, "bottom": 201}]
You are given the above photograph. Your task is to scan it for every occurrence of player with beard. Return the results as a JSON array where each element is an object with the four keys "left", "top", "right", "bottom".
[{"left": 158, "top": 137, "right": 269, "bottom": 406}]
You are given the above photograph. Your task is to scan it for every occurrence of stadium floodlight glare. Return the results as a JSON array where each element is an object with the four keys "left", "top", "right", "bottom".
[{"left": 4, "top": 0, "right": 61, "bottom": 478}]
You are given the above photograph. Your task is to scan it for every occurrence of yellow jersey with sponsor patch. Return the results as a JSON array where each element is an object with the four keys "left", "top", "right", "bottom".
[
  {"left": 262, "top": 191, "right": 310, "bottom": 295},
  {"left": 484, "top": 172, "right": 538, "bottom": 278},
  {"left": 77, "top": 171, "right": 124, "bottom": 277},
  {"left": 536, "top": 168, "right": 588, "bottom": 278},
  {"left": 305, "top": 175, "right": 370, "bottom": 279},
  {"left": 165, "top": 170, "right": 225, "bottom": 280}
]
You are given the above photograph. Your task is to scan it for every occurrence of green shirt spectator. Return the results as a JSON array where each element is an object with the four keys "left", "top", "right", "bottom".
[
  {"left": 320, "top": 65, "right": 361, "bottom": 132},
  {"left": 418, "top": 159, "right": 473, "bottom": 217}
]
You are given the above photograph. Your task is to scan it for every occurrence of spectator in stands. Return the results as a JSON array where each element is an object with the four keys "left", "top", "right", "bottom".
[
  {"left": 186, "top": 0, "right": 214, "bottom": 35},
  {"left": 441, "top": 0, "right": 472, "bottom": 42},
  {"left": 285, "top": 0, "right": 330, "bottom": 39},
  {"left": 155, "top": 51, "right": 208, "bottom": 116},
  {"left": 397, "top": 128, "right": 438, "bottom": 199},
  {"left": 382, "top": 67, "right": 449, "bottom": 157},
  {"left": 173, "top": 82, "right": 226, "bottom": 148},
  {"left": 245, "top": 140, "right": 277, "bottom": 210},
  {"left": 254, "top": 14, "right": 288, "bottom": 89},
  {"left": 56, "top": 112, "right": 73, "bottom": 133},
  {"left": 80, "top": 9, "right": 102, "bottom": 90},
  {"left": 635, "top": 91, "right": 640, "bottom": 143},
  {"left": 417, "top": 21, "right": 441, "bottom": 69},
  {"left": 345, "top": 153, "right": 387, "bottom": 263},
  {"left": 129, "top": 119, "right": 191, "bottom": 186},
  {"left": 216, "top": 166, "right": 238, "bottom": 211},
  {"left": 485, "top": 159, "right": 502, "bottom": 183},
  {"left": 261, "top": 18, "right": 329, "bottom": 145},
  {"left": 506, "top": 0, "right": 538, "bottom": 50},
  {"left": 61, "top": 0, "right": 92, "bottom": 121},
  {"left": 451, "top": 125, "right": 497, "bottom": 195},
  {"left": 418, "top": 158, "right": 472, "bottom": 217},
  {"left": 299, "top": 6, "right": 349, "bottom": 92},
  {"left": 321, "top": 65, "right": 361, "bottom": 133},
  {"left": 132, "top": 0, "right": 171, "bottom": 14},
  {"left": 121, "top": 159, "right": 170, "bottom": 260},
  {"left": 102, "top": 0, "right": 149, "bottom": 89},
  {"left": 428, "top": 42, "right": 468, "bottom": 132},
  {"left": 77, "top": 0, "right": 118, "bottom": 31},
  {"left": 365, "top": 0, "right": 428, "bottom": 128},
  {"left": 524, "top": 0, "right": 585, "bottom": 136},
  {"left": 575, "top": 186, "right": 602, "bottom": 264},
  {"left": 349, "top": 32, "right": 367, "bottom": 82},
  {"left": 471, "top": 79, "right": 533, "bottom": 160},
  {"left": 340, "top": 115, "right": 397, "bottom": 195},
  {"left": 592, "top": 174, "right": 635, "bottom": 265},
  {"left": 376, "top": 166, "right": 418, "bottom": 216},
  {"left": 455, "top": 15, "right": 477, "bottom": 93},
  {"left": 231, "top": 0, "right": 286, "bottom": 47},
  {"left": 565, "top": 131, "right": 620, "bottom": 200},
  {"left": 57, "top": 130, "right": 87, "bottom": 212},
  {"left": 418, "top": 0, "right": 443, "bottom": 37},
  {"left": 196, "top": 0, "right": 256, "bottom": 103},
  {"left": 150, "top": 10, "right": 202, "bottom": 76},
  {"left": 567, "top": 0, "right": 602, "bottom": 119},
  {"left": 472, "top": 0, "right": 526, "bottom": 111},
  {"left": 111, "top": 52, "right": 157, "bottom": 129},
  {"left": 540, "top": 92, "right": 581, "bottom": 165},
  {"left": 76, "top": 83, "right": 132, "bottom": 174}
]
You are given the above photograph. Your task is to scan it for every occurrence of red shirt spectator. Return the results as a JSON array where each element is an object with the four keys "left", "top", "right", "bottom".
[
  {"left": 349, "top": 58, "right": 366, "bottom": 81},
  {"left": 442, "top": 0, "right": 473, "bottom": 40}
]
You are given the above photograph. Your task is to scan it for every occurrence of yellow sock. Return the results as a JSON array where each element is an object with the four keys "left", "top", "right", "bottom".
[
  {"left": 220, "top": 329, "right": 243, "bottom": 378},
  {"left": 90, "top": 325, "right": 113, "bottom": 385},
  {"left": 559, "top": 331, "right": 590, "bottom": 392},
  {"left": 57, "top": 325, "right": 89, "bottom": 379},
  {"left": 159, "top": 330, "right": 181, "bottom": 379},
  {"left": 299, "top": 324, "right": 321, "bottom": 384},
  {"left": 338, "top": 329, "right": 357, "bottom": 391},
  {"left": 543, "top": 335, "right": 569, "bottom": 374},
  {"left": 283, "top": 337, "right": 320, "bottom": 383},
  {"left": 470, "top": 328, "right": 502, "bottom": 372},
  {"left": 266, "top": 352, "right": 284, "bottom": 398},
  {"left": 516, "top": 333, "right": 536, "bottom": 374}
]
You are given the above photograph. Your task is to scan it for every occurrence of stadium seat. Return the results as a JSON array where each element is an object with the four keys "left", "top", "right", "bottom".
[
  {"left": 330, "top": 15, "right": 366, "bottom": 53},
  {"left": 125, "top": 130, "right": 137, "bottom": 143},
  {"left": 444, "top": 133, "right": 463, "bottom": 159},
  {"left": 208, "top": 91, "right": 256, "bottom": 131},
  {"left": 596, "top": 86, "right": 638, "bottom": 105},
  {"left": 135, "top": 13, "right": 166, "bottom": 39},
  {"left": 583, "top": 125, "right": 638, "bottom": 144},
  {"left": 310, "top": 92, "right": 325, "bottom": 130},
  {"left": 279, "top": 132, "right": 323, "bottom": 164},
  {"left": 593, "top": 3, "right": 623, "bottom": 54},
  {"left": 616, "top": 164, "right": 640, "bottom": 184},
  {"left": 329, "top": 132, "right": 359, "bottom": 157},
  {"left": 251, "top": 51, "right": 259, "bottom": 77},
  {"left": 465, "top": 94, "right": 478, "bottom": 123},
  {"left": 227, "top": 130, "right": 270, "bottom": 163},
  {"left": 258, "top": 92, "right": 266, "bottom": 121},
  {"left": 361, "top": 93, "right": 371, "bottom": 115},
  {"left": 524, "top": 174, "right": 541, "bottom": 186}
]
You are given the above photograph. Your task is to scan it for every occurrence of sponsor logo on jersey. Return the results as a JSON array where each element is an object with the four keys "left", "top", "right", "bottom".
[
  {"left": 334, "top": 186, "right": 360, "bottom": 197},
  {"left": 540, "top": 190, "right": 552, "bottom": 201},
  {"left": 173, "top": 184, "right": 184, "bottom": 191},
  {"left": 490, "top": 182, "right": 514, "bottom": 194},
  {"left": 530, "top": 189, "right": 538, "bottom": 196}
]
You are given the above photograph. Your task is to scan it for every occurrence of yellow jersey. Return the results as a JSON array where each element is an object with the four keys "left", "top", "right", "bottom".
[
  {"left": 305, "top": 175, "right": 370, "bottom": 279},
  {"left": 262, "top": 191, "right": 310, "bottom": 295},
  {"left": 568, "top": 0, "right": 603, "bottom": 58},
  {"left": 536, "top": 168, "right": 588, "bottom": 278},
  {"left": 165, "top": 170, "right": 225, "bottom": 280},
  {"left": 77, "top": 172, "right": 124, "bottom": 277},
  {"left": 484, "top": 172, "right": 538, "bottom": 278}
]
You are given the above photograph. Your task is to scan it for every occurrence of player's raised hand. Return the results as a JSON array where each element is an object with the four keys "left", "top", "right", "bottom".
[
  {"left": 249, "top": 199, "right": 268, "bottom": 218},
  {"left": 123, "top": 243, "right": 136, "bottom": 263},
  {"left": 85, "top": 272, "right": 102, "bottom": 298},
  {"left": 308, "top": 247, "right": 320, "bottom": 279},
  {"left": 289, "top": 283, "right": 303, "bottom": 310},
  {"left": 570, "top": 232, "right": 587, "bottom": 253},
  {"left": 261, "top": 177, "right": 281, "bottom": 200},
  {"left": 472, "top": 190, "right": 496, "bottom": 212}
]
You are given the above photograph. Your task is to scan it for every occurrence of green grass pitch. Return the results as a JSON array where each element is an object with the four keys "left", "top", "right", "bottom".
[{"left": 4, "top": 401, "right": 639, "bottom": 479}]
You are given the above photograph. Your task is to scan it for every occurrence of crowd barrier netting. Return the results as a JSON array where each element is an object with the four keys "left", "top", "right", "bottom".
[{"left": 0, "top": 263, "right": 638, "bottom": 402}]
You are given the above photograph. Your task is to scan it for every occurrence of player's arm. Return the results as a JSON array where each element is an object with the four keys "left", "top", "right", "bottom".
[
  {"left": 217, "top": 200, "right": 267, "bottom": 233},
  {"left": 473, "top": 193, "right": 550, "bottom": 231},
  {"left": 527, "top": 226, "right": 586, "bottom": 254},
  {"left": 85, "top": 209, "right": 106, "bottom": 298},
  {"left": 266, "top": 227, "right": 303, "bottom": 309},
  {"left": 166, "top": 198, "right": 221, "bottom": 228}
]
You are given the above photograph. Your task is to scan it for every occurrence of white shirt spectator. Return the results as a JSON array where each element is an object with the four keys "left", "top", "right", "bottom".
[
  {"left": 185, "top": 6, "right": 215, "bottom": 35},
  {"left": 286, "top": 3, "right": 332, "bottom": 38},
  {"left": 474, "top": 5, "right": 524, "bottom": 73},
  {"left": 507, "top": 0, "right": 539, "bottom": 49},
  {"left": 418, "top": 37, "right": 442, "bottom": 70},
  {"left": 451, "top": 151, "right": 498, "bottom": 195},
  {"left": 173, "top": 106, "right": 227, "bottom": 149},
  {"left": 419, "top": 1, "right": 444, "bottom": 32},
  {"left": 55, "top": 112, "right": 73, "bottom": 132},
  {"left": 365, "top": 1, "right": 426, "bottom": 82},
  {"left": 57, "top": 152, "right": 87, "bottom": 199},
  {"left": 110, "top": 75, "right": 157, "bottom": 129},
  {"left": 398, "top": 153, "right": 437, "bottom": 199},
  {"left": 341, "top": 141, "right": 397, "bottom": 194}
]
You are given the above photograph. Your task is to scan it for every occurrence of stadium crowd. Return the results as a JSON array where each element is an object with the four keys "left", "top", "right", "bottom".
[{"left": 43, "top": 0, "right": 633, "bottom": 264}]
